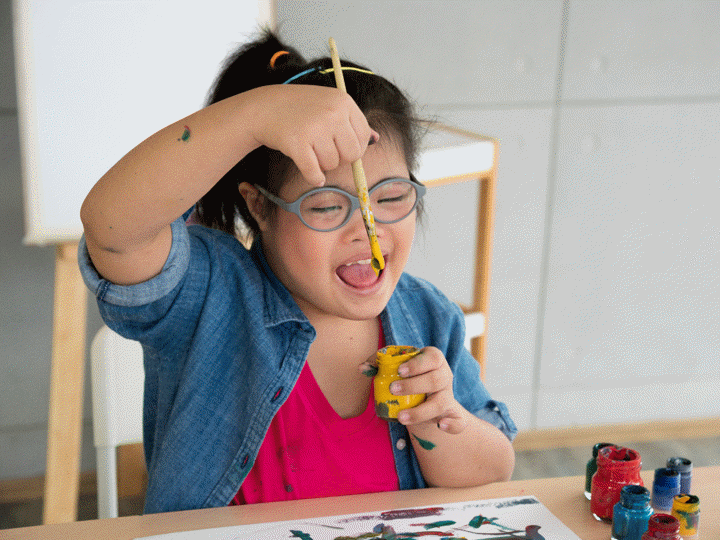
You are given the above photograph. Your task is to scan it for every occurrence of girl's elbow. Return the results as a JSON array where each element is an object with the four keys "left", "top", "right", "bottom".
[
  {"left": 80, "top": 195, "right": 102, "bottom": 240},
  {"left": 485, "top": 435, "right": 515, "bottom": 483},
  {"left": 497, "top": 442, "right": 516, "bottom": 481}
]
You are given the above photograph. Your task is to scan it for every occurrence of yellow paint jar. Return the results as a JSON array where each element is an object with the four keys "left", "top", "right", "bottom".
[
  {"left": 374, "top": 346, "right": 425, "bottom": 421},
  {"left": 671, "top": 494, "right": 700, "bottom": 539}
]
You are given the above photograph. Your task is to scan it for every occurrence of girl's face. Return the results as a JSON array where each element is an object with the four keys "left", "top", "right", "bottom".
[{"left": 256, "top": 138, "right": 416, "bottom": 323}]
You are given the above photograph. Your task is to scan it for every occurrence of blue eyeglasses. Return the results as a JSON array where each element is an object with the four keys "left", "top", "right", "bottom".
[{"left": 255, "top": 176, "right": 426, "bottom": 232}]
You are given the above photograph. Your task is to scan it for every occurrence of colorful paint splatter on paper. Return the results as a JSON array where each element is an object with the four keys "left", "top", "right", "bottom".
[{"left": 133, "top": 496, "right": 580, "bottom": 540}]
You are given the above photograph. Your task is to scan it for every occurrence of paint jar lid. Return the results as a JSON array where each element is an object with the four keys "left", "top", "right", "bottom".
[
  {"left": 592, "top": 442, "right": 615, "bottom": 457},
  {"left": 666, "top": 457, "right": 692, "bottom": 473}
]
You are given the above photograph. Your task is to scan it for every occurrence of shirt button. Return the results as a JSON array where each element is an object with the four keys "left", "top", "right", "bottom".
[{"left": 396, "top": 438, "right": 407, "bottom": 450}]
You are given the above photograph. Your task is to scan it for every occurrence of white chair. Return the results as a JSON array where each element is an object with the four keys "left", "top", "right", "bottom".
[
  {"left": 90, "top": 325, "right": 144, "bottom": 519},
  {"left": 463, "top": 312, "right": 485, "bottom": 354}
]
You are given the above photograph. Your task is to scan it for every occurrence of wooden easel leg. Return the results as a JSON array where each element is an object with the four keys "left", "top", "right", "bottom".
[
  {"left": 43, "top": 243, "right": 87, "bottom": 524},
  {"left": 472, "top": 337, "right": 487, "bottom": 381},
  {"left": 474, "top": 161, "right": 497, "bottom": 381}
]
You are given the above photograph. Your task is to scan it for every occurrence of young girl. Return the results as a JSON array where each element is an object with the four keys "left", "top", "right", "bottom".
[{"left": 79, "top": 31, "right": 517, "bottom": 514}]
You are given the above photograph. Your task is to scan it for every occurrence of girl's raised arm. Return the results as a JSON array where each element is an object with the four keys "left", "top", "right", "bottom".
[{"left": 80, "top": 85, "right": 374, "bottom": 286}]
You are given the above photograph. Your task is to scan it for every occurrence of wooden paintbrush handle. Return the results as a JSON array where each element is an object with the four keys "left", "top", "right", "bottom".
[{"left": 328, "top": 38, "right": 385, "bottom": 273}]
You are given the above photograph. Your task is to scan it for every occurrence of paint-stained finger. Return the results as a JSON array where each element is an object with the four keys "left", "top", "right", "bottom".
[
  {"left": 397, "top": 346, "right": 445, "bottom": 377},
  {"left": 358, "top": 357, "right": 378, "bottom": 377}
]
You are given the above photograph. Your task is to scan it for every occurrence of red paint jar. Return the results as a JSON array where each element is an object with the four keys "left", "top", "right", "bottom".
[
  {"left": 641, "top": 514, "right": 681, "bottom": 540},
  {"left": 590, "top": 446, "right": 643, "bottom": 522}
]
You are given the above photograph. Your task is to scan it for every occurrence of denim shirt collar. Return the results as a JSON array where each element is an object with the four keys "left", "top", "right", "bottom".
[{"left": 250, "top": 238, "right": 314, "bottom": 332}]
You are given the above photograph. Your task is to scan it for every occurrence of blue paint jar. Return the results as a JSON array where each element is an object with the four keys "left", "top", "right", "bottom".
[
  {"left": 585, "top": 442, "right": 616, "bottom": 500},
  {"left": 652, "top": 467, "right": 681, "bottom": 513},
  {"left": 666, "top": 457, "right": 692, "bottom": 495},
  {"left": 611, "top": 485, "right": 653, "bottom": 540}
]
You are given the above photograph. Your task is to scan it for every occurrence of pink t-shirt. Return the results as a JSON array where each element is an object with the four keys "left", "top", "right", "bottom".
[{"left": 231, "top": 330, "right": 399, "bottom": 504}]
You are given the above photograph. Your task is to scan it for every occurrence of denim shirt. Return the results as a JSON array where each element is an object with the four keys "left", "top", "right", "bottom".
[{"left": 79, "top": 218, "right": 517, "bottom": 514}]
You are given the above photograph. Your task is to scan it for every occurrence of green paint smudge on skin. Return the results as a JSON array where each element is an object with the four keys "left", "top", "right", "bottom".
[
  {"left": 412, "top": 434, "right": 436, "bottom": 450},
  {"left": 290, "top": 530, "right": 313, "bottom": 540},
  {"left": 177, "top": 125, "right": 191, "bottom": 142},
  {"left": 362, "top": 365, "right": 378, "bottom": 377}
]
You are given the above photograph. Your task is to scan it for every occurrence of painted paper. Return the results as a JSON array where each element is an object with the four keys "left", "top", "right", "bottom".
[{"left": 133, "top": 496, "right": 581, "bottom": 540}]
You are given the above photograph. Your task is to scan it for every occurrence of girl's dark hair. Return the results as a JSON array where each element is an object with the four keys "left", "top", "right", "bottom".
[{"left": 195, "top": 30, "right": 423, "bottom": 240}]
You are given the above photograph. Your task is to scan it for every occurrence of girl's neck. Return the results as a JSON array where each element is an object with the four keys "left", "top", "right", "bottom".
[
  {"left": 310, "top": 314, "right": 380, "bottom": 349},
  {"left": 304, "top": 315, "right": 381, "bottom": 419}
]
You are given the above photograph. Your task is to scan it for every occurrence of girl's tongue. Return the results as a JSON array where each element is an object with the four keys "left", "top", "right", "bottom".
[{"left": 336, "top": 261, "right": 380, "bottom": 288}]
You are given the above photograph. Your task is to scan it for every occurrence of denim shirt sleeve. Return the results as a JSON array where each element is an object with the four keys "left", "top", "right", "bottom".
[
  {"left": 78, "top": 217, "right": 190, "bottom": 310},
  {"left": 443, "top": 303, "right": 518, "bottom": 443},
  {"left": 385, "top": 275, "right": 518, "bottom": 442},
  {"left": 454, "top": 347, "right": 518, "bottom": 442},
  {"left": 381, "top": 275, "right": 518, "bottom": 492}
]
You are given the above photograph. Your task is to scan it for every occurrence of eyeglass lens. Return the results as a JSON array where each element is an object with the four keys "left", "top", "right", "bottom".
[{"left": 299, "top": 180, "right": 418, "bottom": 231}]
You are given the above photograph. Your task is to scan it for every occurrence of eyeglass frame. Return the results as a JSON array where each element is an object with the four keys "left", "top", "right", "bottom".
[{"left": 253, "top": 175, "right": 426, "bottom": 232}]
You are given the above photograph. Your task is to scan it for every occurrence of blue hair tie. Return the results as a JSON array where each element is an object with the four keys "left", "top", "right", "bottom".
[{"left": 281, "top": 67, "right": 318, "bottom": 85}]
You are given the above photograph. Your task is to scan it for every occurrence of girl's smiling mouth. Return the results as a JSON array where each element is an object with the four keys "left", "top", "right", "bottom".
[{"left": 336, "top": 257, "right": 386, "bottom": 289}]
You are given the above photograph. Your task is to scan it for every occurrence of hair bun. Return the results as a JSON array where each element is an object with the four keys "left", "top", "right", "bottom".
[{"left": 205, "top": 30, "right": 306, "bottom": 104}]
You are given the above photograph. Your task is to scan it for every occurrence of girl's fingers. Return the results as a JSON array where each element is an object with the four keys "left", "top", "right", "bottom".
[
  {"left": 332, "top": 122, "right": 364, "bottom": 164},
  {"left": 348, "top": 107, "right": 377, "bottom": 151},
  {"left": 437, "top": 411, "right": 467, "bottom": 434},
  {"left": 392, "top": 354, "right": 452, "bottom": 397},
  {"left": 312, "top": 137, "right": 342, "bottom": 174},
  {"left": 390, "top": 369, "right": 449, "bottom": 397},
  {"left": 290, "top": 145, "right": 326, "bottom": 186},
  {"left": 398, "top": 347, "right": 444, "bottom": 377},
  {"left": 397, "top": 392, "right": 454, "bottom": 426},
  {"left": 257, "top": 86, "right": 375, "bottom": 181},
  {"left": 398, "top": 398, "right": 467, "bottom": 434},
  {"left": 358, "top": 357, "right": 378, "bottom": 378},
  {"left": 291, "top": 119, "right": 367, "bottom": 183}
]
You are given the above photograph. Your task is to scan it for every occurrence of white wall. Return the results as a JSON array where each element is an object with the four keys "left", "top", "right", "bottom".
[
  {"left": 276, "top": 0, "right": 720, "bottom": 431},
  {"left": 1, "top": 0, "right": 719, "bottom": 480}
]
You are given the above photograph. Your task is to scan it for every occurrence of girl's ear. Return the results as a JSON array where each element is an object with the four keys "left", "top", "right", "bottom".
[{"left": 238, "top": 183, "right": 270, "bottom": 231}]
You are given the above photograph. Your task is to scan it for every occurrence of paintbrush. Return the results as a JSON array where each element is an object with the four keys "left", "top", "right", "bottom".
[{"left": 328, "top": 37, "right": 385, "bottom": 276}]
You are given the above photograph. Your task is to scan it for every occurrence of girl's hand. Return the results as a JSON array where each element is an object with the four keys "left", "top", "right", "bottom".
[
  {"left": 389, "top": 347, "right": 469, "bottom": 434},
  {"left": 246, "top": 85, "right": 379, "bottom": 186}
]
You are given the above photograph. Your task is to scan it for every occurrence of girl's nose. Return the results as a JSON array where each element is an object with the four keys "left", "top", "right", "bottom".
[{"left": 344, "top": 207, "right": 383, "bottom": 243}]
